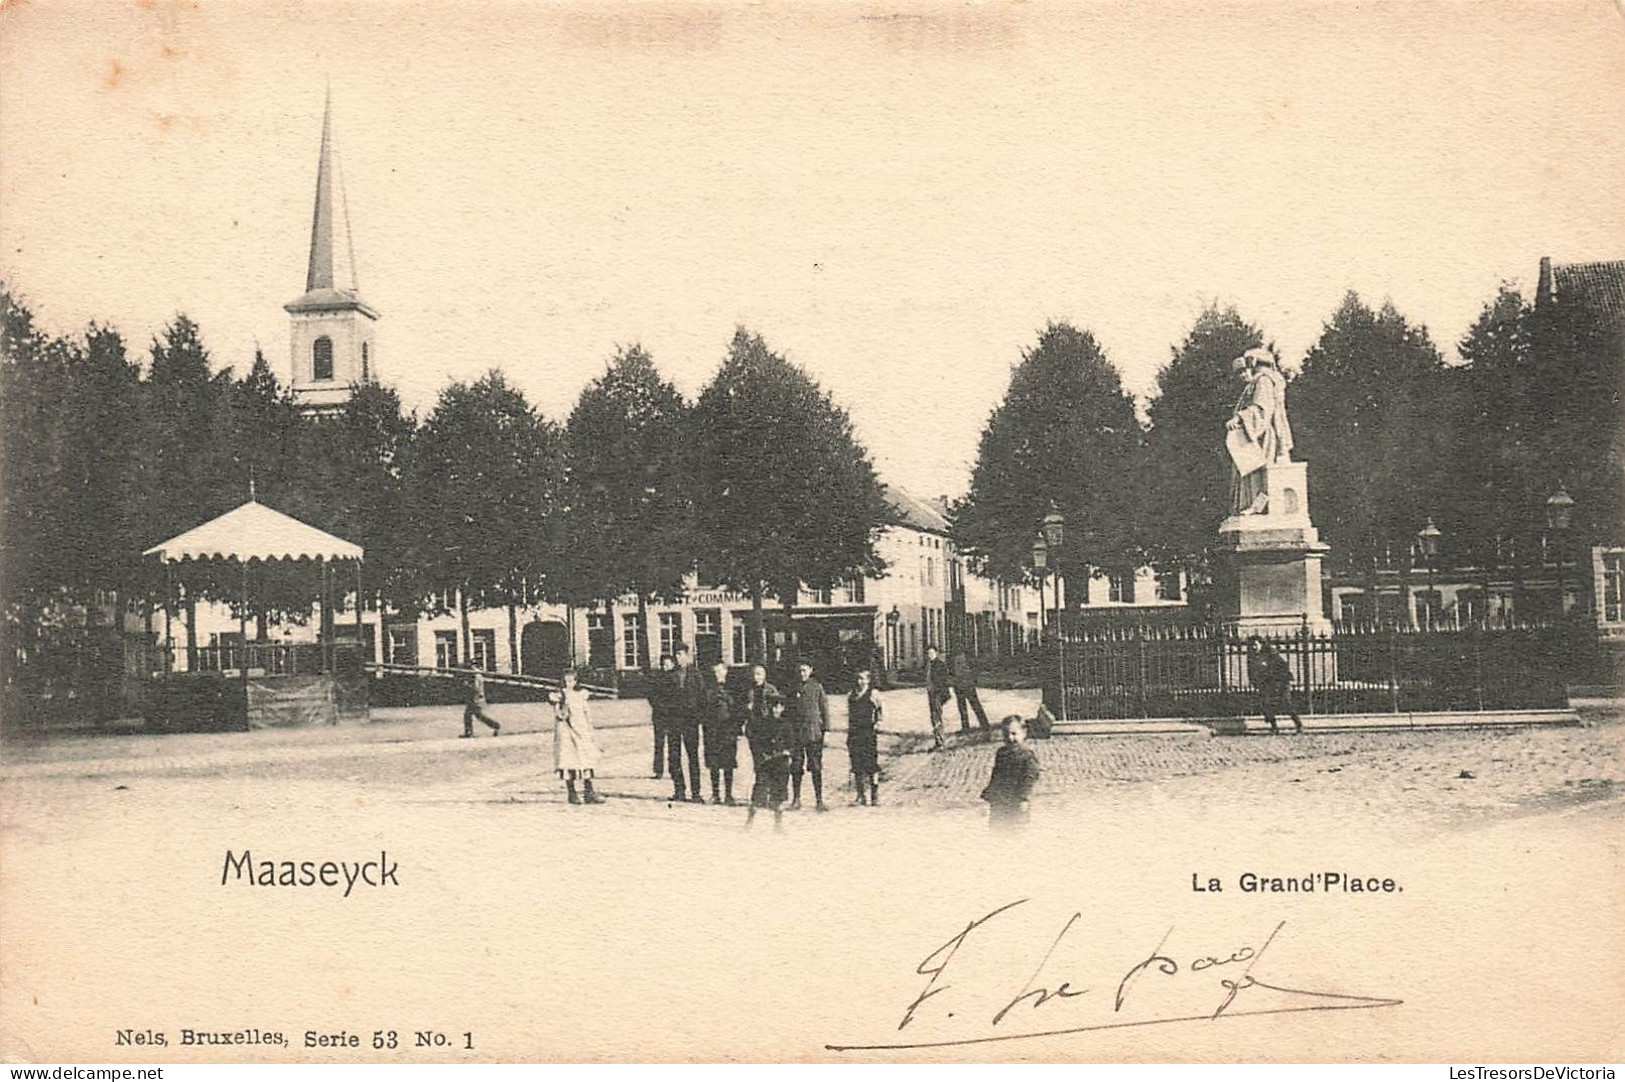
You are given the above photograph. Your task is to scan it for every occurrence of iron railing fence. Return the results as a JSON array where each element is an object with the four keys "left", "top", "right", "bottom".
[{"left": 1044, "top": 618, "right": 1575, "bottom": 720}]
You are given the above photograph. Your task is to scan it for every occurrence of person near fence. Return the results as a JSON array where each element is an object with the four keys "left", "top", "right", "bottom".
[
  {"left": 745, "top": 685, "right": 792, "bottom": 832},
  {"left": 981, "top": 714, "right": 1040, "bottom": 828},
  {"left": 924, "top": 644, "right": 952, "bottom": 750},
  {"left": 667, "top": 644, "right": 705, "bottom": 803},
  {"left": 1248, "top": 637, "right": 1303, "bottom": 734},
  {"left": 461, "top": 670, "right": 501, "bottom": 738},
  {"left": 950, "top": 648, "right": 990, "bottom": 732},
  {"left": 788, "top": 660, "right": 831, "bottom": 812},
  {"left": 552, "top": 668, "right": 605, "bottom": 805},
  {"left": 702, "top": 660, "right": 742, "bottom": 805},
  {"left": 649, "top": 653, "right": 675, "bottom": 779},
  {"left": 847, "top": 667, "right": 882, "bottom": 806}
]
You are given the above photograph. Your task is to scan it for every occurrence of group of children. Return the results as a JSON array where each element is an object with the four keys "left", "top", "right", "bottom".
[{"left": 542, "top": 658, "right": 1041, "bottom": 830}]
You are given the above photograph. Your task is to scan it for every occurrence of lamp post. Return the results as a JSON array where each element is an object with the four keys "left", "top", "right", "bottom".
[
  {"left": 1030, "top": 536, "right": 1049, "bottom": 648},
  {"left": 1041, "top": 508, "right": 1068, "bottom": 722},
  {"left": 885, "top": 604, "right": 901, "bottom": 676},
  {"left": 1416, "top": 517, "right": 1441, "bottom": 629},
  {"left": 1546, "top": 486, "right": 1575, "bottom": 622}
]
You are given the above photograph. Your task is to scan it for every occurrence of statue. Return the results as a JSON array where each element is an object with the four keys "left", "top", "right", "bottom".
[{"left": 1225, "top": 347, "right": 1292, "bottom": 515}]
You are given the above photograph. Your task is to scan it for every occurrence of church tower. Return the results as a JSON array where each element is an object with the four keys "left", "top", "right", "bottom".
[{"left": 285, "top": 90, "right": 378, "bottom": 412}]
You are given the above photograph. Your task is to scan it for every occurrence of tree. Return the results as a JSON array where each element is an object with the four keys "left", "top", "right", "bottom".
[
  {"left": 1290, "top": 293, "right": 1454, "bottom": 578},
  {"left": 690, "top": 328, "right": 890, "bottom": 662},
  {"left": 1, "top": 285, "right": 75, "bottom": 687},
  {"left": 951, "top": 321, "right": 1145, "bottom": 598},
  {"left": 60, "top": 323, "right": 144, "bottom": 623},
  {"left": 561, "top": 344, "right": 698, "bottom": 673},
  {"left": 1527, "top": 287, "right": 1624, "bottom": 546},
  {"left": 1144, "top": 305, "right": 1272, "bottom": 575},
  {"left": 405, "top": 371, "right": 563, "bottom": 670},
  {"left": 1451, "top": 285, "right": 1535, "bottom": 566}
]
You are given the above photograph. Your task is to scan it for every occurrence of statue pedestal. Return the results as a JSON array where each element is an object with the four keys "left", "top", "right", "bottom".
[{"left": 1216, "top": 461, "right": 1332, "bottom": 637}]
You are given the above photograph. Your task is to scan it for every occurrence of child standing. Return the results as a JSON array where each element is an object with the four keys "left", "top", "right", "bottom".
[
  {"left": 846, "top": 668, "right": 883, "bottom": 806},
  {"left": 745, "top": 690, "right": 792, "bottom": 832},
  {"left": 703, "top": 661, "right": 742, "bottom": 805},
  {"left": 980, "top": 715, "right": 1040, "bottom": 828},
  {"left": 552, "top": 669, "right": 606, "bottom": 805}
]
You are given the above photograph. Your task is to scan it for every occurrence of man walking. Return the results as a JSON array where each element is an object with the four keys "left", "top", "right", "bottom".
[
  {"left": 787, "top": 659, "right": 831, "bottom": 811},
  {"left": 667, "top": 644, "right": 705, "bottom": 801},
  {"left": 1248, "top": 637, "right": 1303, "bottom": 735},
  {"left": 462, "top": 670, "right": 500, "bottom": 738},
  {"left": 950, "top": 648, "right": 990, "bottom": 732},
  {"left": 923, "top": 644, "right": 952, "bottom": 750}
]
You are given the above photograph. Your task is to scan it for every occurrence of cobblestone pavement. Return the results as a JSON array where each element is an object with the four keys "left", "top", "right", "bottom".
[
  {"left": 4, "top": 691, "right": 1617, "bottom": 838},
  {"left": 881, "top": 698, "right": 1624, "bottom": 834}
]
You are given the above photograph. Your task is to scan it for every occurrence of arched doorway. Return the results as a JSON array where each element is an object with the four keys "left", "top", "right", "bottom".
[{"left": 520, "top": 619, "right": 568, "bottom": 677}]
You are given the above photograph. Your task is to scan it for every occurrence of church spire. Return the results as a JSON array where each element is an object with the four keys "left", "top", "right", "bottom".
[
  {"left": 302, "top": 86, "right": 362, "bottom": 297},
  {"left": 286, "top": 86, "right": 379, "bottom": 413}
]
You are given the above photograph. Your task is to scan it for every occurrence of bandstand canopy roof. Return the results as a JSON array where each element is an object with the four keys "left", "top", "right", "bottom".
[{"left": 142, "top": 500, "right": 363, "bottom": 564}]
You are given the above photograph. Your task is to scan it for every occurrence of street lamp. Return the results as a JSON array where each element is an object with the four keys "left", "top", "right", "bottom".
[
  {"left": 1030, "top": 536, "right": 1049, "bottom": 648},
  {"left": 1547, "top": 487, "right": 1575, "bottom": 620},
  {"left": 885, "top": 604, "right": 901, "bottom": 674},
  {"left": 1040, "top": 507, "right": 1069, "bottom": 722},
  {"left": 1416, "top": 517, "right": 1442, "bottom": 628}
]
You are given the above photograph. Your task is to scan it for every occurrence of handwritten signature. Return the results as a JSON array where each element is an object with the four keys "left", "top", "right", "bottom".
[{"left": 828, "top": 899, "right": 1402, "bottom": 1052}]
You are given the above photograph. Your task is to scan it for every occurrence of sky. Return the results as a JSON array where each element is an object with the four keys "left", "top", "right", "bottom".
[{"left": 3, "top": 1, "right": 1623, "bottom": 502}]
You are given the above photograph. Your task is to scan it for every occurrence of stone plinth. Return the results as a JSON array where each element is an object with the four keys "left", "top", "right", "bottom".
[{"left": 1216, "top": 460, "right": 1332, "bottom": 636}]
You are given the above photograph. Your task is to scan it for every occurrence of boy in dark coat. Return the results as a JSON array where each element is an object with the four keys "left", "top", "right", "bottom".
[
  {"left": 847, "top": 667, "right": 883, "bottom": 806},
  {"left": 702, "top": 661, "right": 742, "bottom": 805},
  {"left": 788, "top": 660, "right": 831, "bottom": 812},
  {"left": 981, "top": 715, "right": 1040, "bottom": 829},
  {"left": 649, "top": 654, "right": 675, "bottom": 778},
  {"left": 924, "top": 645, "right": 952, "bottom": 750},
  {"left": 745, "top": 684, "right": 792, "bottom": 832}
]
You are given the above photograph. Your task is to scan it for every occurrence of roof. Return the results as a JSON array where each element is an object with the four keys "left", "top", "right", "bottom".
[
  {"left": 1540, "top": 258, "right": 1625, "bottom": 331},
  {"left": 882, "top": 483, "right": 950, "bottom": 535},
  {"left": 143, "top": 501, "right": 363, "bottom": 563}
]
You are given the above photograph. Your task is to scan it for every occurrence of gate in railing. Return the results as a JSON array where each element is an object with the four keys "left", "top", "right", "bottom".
[{"left": 1045, "top": 619, "right": 1573, "bottom": 720}]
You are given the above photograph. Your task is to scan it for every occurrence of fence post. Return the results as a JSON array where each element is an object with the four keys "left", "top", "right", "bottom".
[
  {"left": 1137, "top": 629, "right": 1148, "bottom": 718},
  {"left": 1388, "top": 626, "right": 1401, "bottom": 715},
  {"left": 1300, "top": 616, "right": 1314, "bottom": 717},
  {"left": 1473, "top": 625, "right": 1485, "bottom": 713}
]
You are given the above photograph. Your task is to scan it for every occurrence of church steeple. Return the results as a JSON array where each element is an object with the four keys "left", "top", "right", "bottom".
[{"left": 285, "top": 88, "right": 378, "bottom": 413}]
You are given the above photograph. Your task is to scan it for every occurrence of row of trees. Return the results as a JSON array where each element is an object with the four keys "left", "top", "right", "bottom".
[
  {"left": 4, "top": 275, "right": 1616, "bottom": 672},
  {"left": 1, "top": 286, "right": 888, "bottom": 671},
  {"left": 954, "top": 287, "right": 1621, "bottom": 602}
]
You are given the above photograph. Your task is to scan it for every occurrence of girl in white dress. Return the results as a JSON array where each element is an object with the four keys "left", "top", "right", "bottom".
[{"left": 552, "top": 669, "right": 606, "bottom": 805}]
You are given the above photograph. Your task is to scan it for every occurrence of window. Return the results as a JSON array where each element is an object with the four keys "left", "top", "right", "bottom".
[
  {"left": 386, "top": 626, "right": 417, "bottom": 667},
  {"left": 927, "top": 558, "right": 936, "bottom": 586},
  {"left": 1604, "top": 553, "right": 1624, "bottom": 625},
  {"left": 731, "top": 621, "right": 746, "bottom": 665},
  {"left": 658, "top": 612, "right": 682, "bottom": 660},
  {"left": 312, "top": 336, "right": 334, "bottom": 381},
  {"left": 694, "top": 609, "right": 722, "bottom": 666},
  {"left": 1155, "top": 569, "right": 1182, "bottom": 602},
  {"left": 586, "top": 613, "right": 614, "bottom": 669},
  {"left": 1415, "top": 590, "right": 1443, "bottom": 630},
  {"left": 1456, "top": 588, "right": 1484, "bottom": 628},
  {"left": 470, "top": 628, "right": 496, "bottom": 671},
  {"left": 919, "top": 556, "right": 927, "bottom": 584},
  {"left": 1108, "top": 571, "right": 1133, "bottom": 604},
  {"left": 1339, "top": 593, "right": 1370, "bottom": 627},
  {"left": 621, "top": 613, "right": 646, "bottom": 669},
  {"left": 842, "top": 578, "right": 865, "bottom": 604},
  {"left": 361, "top": 341, "right": 371, "bottom": 381},
  {"left": 434, "top": 630, "right": 458, "bottom": 670}
]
